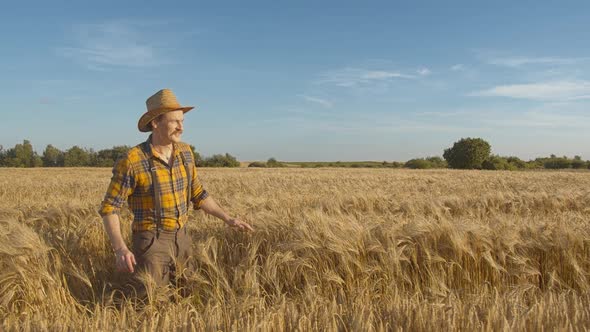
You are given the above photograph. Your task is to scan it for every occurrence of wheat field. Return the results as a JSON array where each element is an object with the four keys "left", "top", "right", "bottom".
[{"left": 1, "top": 167, "right": 589, "bottom": 331}]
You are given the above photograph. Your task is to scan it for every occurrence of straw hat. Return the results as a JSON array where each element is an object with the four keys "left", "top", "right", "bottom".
[{"left": 138, "top": 89, "right": 195, "bottom": 132}]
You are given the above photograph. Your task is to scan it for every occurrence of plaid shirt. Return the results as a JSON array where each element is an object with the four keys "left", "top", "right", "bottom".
[{"left": 99, "top": 135, "right": 209, "bottom": 231}]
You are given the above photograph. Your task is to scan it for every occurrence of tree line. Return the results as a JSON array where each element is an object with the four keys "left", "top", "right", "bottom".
[
  {"left": 1, "top": 138, "right": 588, "bottom": 170},
  {"left": 0, "top": 140, "right": 240, "bottom": 168},
  {"left": 439, "top": 137, "right": 590, "bottom": 170}
]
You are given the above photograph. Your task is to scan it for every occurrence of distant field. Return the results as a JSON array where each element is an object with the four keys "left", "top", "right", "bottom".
[
  {"left": 1, "top": 168, "right": 589, "bottom": 330},
  {"left": 284, "top": 161, "right": 393, "bottom": 168},
  {"left": 242, "top": 160, "right": 396, "bottom": 168}
]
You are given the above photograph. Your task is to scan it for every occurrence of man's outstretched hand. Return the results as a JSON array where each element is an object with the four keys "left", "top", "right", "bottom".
[
  {"left": 199, "top": 197, "right": 255, "bottom": 232},
  {"left": 115, "top": 247, "right": 137, "bottom": 273},
  {"left": 225, "top": 218, "right": 254, "bottom": 232}
]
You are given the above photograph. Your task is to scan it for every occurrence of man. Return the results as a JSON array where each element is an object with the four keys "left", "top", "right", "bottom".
[{"left": 99, "top": 88, "right": 253, "bottom": 288}]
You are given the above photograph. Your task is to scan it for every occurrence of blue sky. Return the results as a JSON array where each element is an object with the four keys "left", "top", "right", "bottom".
[{"left": 1, "top": 1, "right": 590, "bottom": 161}]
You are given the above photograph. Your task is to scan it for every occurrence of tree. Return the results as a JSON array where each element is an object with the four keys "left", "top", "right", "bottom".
[
  {"left": 202, "top": 153, "right": 240, "bottom": 167},
  {"left": 0, "top": 140, "right": 41, "bottom": 167},
  {"left": 571, "top": 155, "right": 586, "bottom": 169},
  {"left": 267, "top": 157, "right": 286, "bottom": 168},
  {"left": 404, "top": 158, "right": 432, "bottom": 169},
  {"left": 543, "top": 156, "right": 571, "bottom": 169},
  {"left": 32, "top": 155, "right": 43, "bottom": 167},
  {"left": 189, "top": 145, "right": 203, "bottom": 166},
  {"left": 16, "top": 140, "right": 38, "bottom": 167},
  {"left": 529, "top": 158, "right": 546, "bottom": 169},
  {"left": 506, "top": 156, "right": 526, "bottom": 169},
  {"left": 94, "top": 146, "right": 130, "bottom": 167},
  {"left": 248, "top": 161, "right": 267, "bottom": 168},
  {"left": 221, "top": 153, "right": 240, "bottom": 167},
  {"left": 482, "top": 155, "right": 515, "bottom": 171},
  {"left": 64, "top": 146, "right": 91, "bottom": 167},
  {"left": 425, "top": 156, "right": 447, "bottom": 168},
  {"left": 42, "top": 145, "right": 65, "bottom": 167},
  {"left": 388, "top": 161, "right": 404, "bottom": 168},
  {"left": 443, "top": 137, "right": 491, "bottom": 169},
  {"left": 3, "top": 149, "right": 21, "bottom": 167}
]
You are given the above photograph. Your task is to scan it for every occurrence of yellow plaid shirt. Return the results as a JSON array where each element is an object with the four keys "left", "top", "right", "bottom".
[{"left": 99, "top": 135, "right": 209, "bottom": 231}]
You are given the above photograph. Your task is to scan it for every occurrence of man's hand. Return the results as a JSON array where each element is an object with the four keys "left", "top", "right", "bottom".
[
  {"left": 103, "top": 215, "right": 136, "bottom": 273},
  {"left": 115, "top": 247, "right": 137, "bottom": 273},
  {"left": 199, "top": 197, "right": 254, "bottom": 232},
  {"left": 225, "top": 218, "right": 254, "bottom": 232}
]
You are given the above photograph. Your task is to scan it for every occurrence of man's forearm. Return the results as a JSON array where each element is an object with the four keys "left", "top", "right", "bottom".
[
  {"left": 199, "top": 197, "right": 231, "bottom": 223},
  {"left": 102, "top": 214, "right": 128, "bottom": 251}
]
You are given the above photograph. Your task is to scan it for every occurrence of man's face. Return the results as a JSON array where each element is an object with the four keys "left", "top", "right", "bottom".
[{"left": 152, "top": 110, "right": 184, "bottom": 144}]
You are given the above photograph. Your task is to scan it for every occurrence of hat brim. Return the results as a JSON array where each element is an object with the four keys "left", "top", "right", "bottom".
[{"left": 138, "top": 106, "right": 195, "bottom": 132}]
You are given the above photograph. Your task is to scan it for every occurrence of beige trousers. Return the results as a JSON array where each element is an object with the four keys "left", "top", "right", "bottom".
[{"left": 131, "top": 226, "right": 193, "bottom": 287}]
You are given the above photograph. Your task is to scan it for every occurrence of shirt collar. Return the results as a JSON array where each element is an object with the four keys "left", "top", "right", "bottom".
[{"left": 144, "top": 134, "right": 180, "bottom": 160}]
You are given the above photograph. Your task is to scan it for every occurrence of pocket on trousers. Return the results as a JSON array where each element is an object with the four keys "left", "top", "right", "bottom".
[
  {"left": 177, "top": 227, "right": 193, "bottom": 259},
  {"left": 132, "top": 231, "right": 157, "bottom": 256}
]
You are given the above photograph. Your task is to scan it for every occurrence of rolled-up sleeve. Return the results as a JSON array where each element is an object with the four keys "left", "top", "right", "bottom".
[
  {"left": 99, "top": 155, "right": 135, "bottom": 217},
  {"left": 189, "top": 157, "right": 209, "bottom": 209}
]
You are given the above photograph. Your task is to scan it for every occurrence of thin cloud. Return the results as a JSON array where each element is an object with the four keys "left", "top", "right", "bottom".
[
  {"left": 298, "top": 95, "right": 333, "bottom": 108},
  {"left": 417, "top": 67, "right": 431, "bottom": 76},
  {"left": 450, "top": 64, "right": 465, "bottom": 71},
  {"left": 482, "top": 110, "right": 590, "bottom": 129},
  {"left": 254, "top": 113, "right": 476, "bottom": 134},
  {"left": 486, "top": 56, "right": 582, "bottom": 68},
  {"left": 471, "top": 80, "right": 590, "bottom": 101},
  {"left": 319, "top": 67, "right": 416, "bottom": 87},
  {"left": 416, "top": 104, "right": 590, "bottom": 130},
  {"left": 416, "top": 110, "right": 471, "bottom": 117},
  {"left": 57, "top": 20, "right": 169, "bottom": 70}
]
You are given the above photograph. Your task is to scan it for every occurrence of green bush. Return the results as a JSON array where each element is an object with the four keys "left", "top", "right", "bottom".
[
  {"left": 388, "top": 161, "right": 405, "bottom": 168},
  {"left": 404, "top": 157, "right": 448, "bottom": 169},
  {"left": 248, "top": 161, "right": 267, "bottom": 168},
  {"left": 543, "top": 157, "right": 572, "bottom": 169},
  {"left": 443, "top": 137, "right": 491, "bottom": 169},
  {"left": 0, "top": 140, "right": 42, "bottom": 167},
  {"left": 404, "top": 158, "right": 432, "bottom": 169},
  {"left": 426, "top": 156, "right": 447, "bottom": 168},
  {"left": 42, "top": 145, "right": 65, "bottom": 167},
  {"left": 506, "top": 156, "right": 526, "bottom": 169},
  {"left": 267, "top": 158, "right": 286, "bottom": 168},
  {"left": 526, "top": 159, "right": 544, "bottom": 169},
  {"left": 63, "top": 146, "right": 92, "bottom": 167},
  {"left": 201, "top": 153, "right": 240, "bottom": 167},
  {"left": 571, "top": 156, "right": 587, "bottom": 169},
  {"left": 482, "top": 155, "right": 516, "bottom": 171}
]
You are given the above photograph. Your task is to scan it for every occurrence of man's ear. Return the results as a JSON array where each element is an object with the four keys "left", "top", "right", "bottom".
[{"left": 150, "top": 119, "right": 158, "bottom": 130}]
